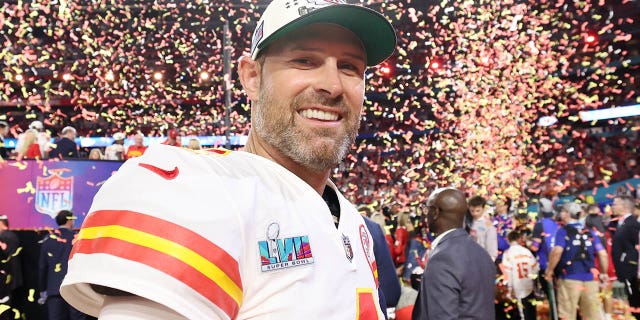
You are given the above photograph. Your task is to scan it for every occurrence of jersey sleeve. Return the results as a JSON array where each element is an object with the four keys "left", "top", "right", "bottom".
[{"left": 60, "top": 145, "right": 244, "bottom": 320}]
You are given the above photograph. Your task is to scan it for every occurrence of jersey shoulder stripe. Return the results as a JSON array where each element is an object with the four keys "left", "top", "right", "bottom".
[{"left": 73, "top": 209, "right": 242, "bottom": 319}]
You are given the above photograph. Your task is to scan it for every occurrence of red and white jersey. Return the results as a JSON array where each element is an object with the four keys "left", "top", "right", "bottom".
[
  {"left": 60, "top": 144, "right": 383, "bottom": 320},
  {"left": 501, "top": 243, "right": 539, "bottom": 299}
]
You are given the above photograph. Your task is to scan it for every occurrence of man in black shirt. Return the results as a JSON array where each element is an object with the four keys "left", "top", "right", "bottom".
[{"left": 48, "top": 126, "right": 79, "bottom": 159}]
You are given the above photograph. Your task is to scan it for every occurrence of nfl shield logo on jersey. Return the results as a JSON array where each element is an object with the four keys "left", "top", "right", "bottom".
[
  {"left": 35, "top": 174, "right": 74, "bottom": 218},
  {"left": 342, "top": 234, "right": 353, "bottom": 262}
]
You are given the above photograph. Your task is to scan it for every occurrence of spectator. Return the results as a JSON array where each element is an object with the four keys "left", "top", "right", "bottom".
[
  {"left": 88, "top": 148, "right": 104, "bottom": 160},
  {"left": 413, "top": 188, "right": 495, "bottom": 320},
  {"left": 124, "top": 133, "right": 147, "bottom": 159},
  {"left": 48, "top": 126, "right": 78, "bottom": 159},
  {"left": 501, "top": 230, "right": 539, "bottom": 320},
  {"left": 0, "top": 215, "right": 23, "bottom": 307},
  {"left": 187, "top": 138, "right": 202, "bottom": 150},
  {"left": 394, "top": 212, "right": 412, "bottom": 269},
  {"left": 16, "top": 121, "right": 51, "bottom": 159},
  {"left": 104, "top": 132, "right": 125, "bottom": 161},
  {"left": 468, "top": 195, "right": 498, "bottom": 261},
  {"left": 493, "top": 195, "right": 514, "bottom": 262},
  {"left": 38, "top": 210, "right": 90, "bottom": 320},
  {"left": 584, "top": 203, "right": 613, "bottom": 319},
  {"left": 402, "top": 227, "right": 428, "bottom": 285},
  {"left": 0, "top": 121, "right": 9, "bottom": 160},
  {"left": 16, "top": 129, "right": 41, "bottom": 160},
  {"left": 610, "top": 195, "right": 640, "bottom": 319},
  {"left": 162, "top": 129, "right": 181, "bottom": 147},
  {"left": 529, "top": 197, "right": 559, "bottom": 302},
  {"left": 545, "top": 202, "right": 608, "bottom": 320}
]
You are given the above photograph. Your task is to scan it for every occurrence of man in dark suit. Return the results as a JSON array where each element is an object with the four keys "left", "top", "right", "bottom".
[
  {"left": 48, "top": 126, "right": 78, "bottom": 159},
  {"left": 611, "top": 195, "right": 640, "bottom": 319},
  {"left": 413, "top": 188, "right": 495, "bottom": 320},
  {"left": 38, "top": 210, "right": 89, "bottom": 320}
]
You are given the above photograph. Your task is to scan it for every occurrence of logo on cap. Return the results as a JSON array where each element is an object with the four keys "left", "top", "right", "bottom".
[
  {"left": 251, "top": 21, "right": 264, "bottom": 54},
  {"left": 292, "top": 0, "right": 345, "bottom": 16}
]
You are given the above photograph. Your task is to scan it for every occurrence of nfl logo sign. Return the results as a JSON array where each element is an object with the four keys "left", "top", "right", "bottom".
[{"left": 35, "top": 174, "right": 74, "bottom": 218}]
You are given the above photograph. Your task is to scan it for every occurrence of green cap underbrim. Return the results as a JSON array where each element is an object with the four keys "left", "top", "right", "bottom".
[{"left": 257, "top": 5, "right": 396, "bottom": 66}]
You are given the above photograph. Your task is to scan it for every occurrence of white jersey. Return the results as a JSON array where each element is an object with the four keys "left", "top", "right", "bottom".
[
  {"left": 61, "top": 144, "right": 383, "bottom": 320},
  {"left": 104, "top": 143, "right": 125, "bottom": 160},
  {"left": 501, "top": 243, "right": 539, "bottom": 299}
]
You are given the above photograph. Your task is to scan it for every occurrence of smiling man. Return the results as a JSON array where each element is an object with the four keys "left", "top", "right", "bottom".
[{"left": 60, "top": 0, "right": 396, "bottom": 319}]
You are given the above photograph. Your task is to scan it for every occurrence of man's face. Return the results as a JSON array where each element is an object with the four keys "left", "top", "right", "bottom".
[
  {"left": 252, "top": 23, "right": 366, "bottom": 172},
  {"left": 469, "top": 205, "right": 484, "bottom": 220},
  {"left": 135, "top": 135, "right": 144, "bottom": 146},
  {"left": 612, "top": 198, "right": 626, "bottom": 215},
  {"left": 495, "top": 199, "right": 508, "bottom": 214}
]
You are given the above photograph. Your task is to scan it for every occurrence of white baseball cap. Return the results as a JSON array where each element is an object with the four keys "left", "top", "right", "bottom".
[
  {"left": 113, "top": 132, "right": 126, "bottom": 141},
  {"left": 29, "top": 120, "right": 44, "bottom": 130},
  {"left": 250, "top": 0, "right": 396, "bottom": 66}
]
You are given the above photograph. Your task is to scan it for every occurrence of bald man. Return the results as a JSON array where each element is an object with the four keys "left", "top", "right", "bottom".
[{"left": 412, "top": 188, "right": 495, "bottom": 320}]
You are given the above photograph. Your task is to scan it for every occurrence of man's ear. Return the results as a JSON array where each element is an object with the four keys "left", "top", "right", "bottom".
[
  {"left": 432, "top": 207, "right": 440, "bottom": 223},
  {"left": 238, "top": 55, "right": 261, "bottom": 102}
]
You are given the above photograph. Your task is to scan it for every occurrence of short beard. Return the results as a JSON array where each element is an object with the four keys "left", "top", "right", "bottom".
[{"left": 253, "top": 83, "right": 359, "bottom": 172}]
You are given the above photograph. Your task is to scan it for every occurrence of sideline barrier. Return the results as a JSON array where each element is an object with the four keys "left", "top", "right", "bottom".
[{"left": 0, "top": 160, "right": 124, "bottom": 229}]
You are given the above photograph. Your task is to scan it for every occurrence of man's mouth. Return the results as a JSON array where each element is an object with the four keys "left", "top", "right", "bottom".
[{"left": 299, "top": 109, "right": 340, "bottom": 121}]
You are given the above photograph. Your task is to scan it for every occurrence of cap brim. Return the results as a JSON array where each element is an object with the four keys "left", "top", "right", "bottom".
[{"left": 258, "top": 5, "right": 395, "bottom": 66}]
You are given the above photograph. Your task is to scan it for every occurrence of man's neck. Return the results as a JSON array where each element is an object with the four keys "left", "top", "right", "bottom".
[{"left": 244, "top": 132, "right": 330, "bottom": 195}]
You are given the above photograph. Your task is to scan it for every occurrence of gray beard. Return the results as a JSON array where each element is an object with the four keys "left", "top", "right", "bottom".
[{"left": 253, "top": 87, "right": 358, "bottom": 172}]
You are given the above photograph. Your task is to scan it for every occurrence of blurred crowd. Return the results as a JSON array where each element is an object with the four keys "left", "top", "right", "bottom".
[
  {"left": 365, "top": 189, "right": 640, "bottom": 319},
  {"left": 1, "top": 119, "right": 639, "bottom": 211}
]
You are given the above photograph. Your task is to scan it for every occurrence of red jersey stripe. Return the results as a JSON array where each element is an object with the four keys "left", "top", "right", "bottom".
[
  {"left": 74, "top": 210, "right": 241, "bottom": 286},
  {"left": 72, "top": 236, "right": 240, "bottom": 319}
]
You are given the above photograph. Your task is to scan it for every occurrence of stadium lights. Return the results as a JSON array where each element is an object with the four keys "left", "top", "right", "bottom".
[
  {"left": 379, "top": 64, "right": 392, "bottom": 76},
  {"left": 584, "top": 32, "right": 598, "bottom": 44},
  {"left": 579, "top": 104, "right": 640, "bottom": 122},
  {"left": 429, "top": 59, "right": 443, "bottom": 70}
]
